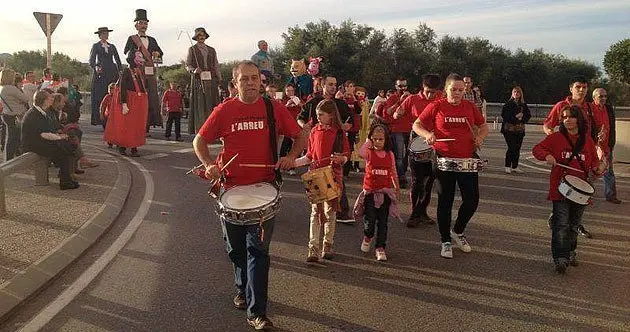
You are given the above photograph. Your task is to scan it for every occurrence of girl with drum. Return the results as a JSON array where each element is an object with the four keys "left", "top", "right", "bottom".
[
  {"left": 501, "top": 86, "right": 531, "bottom": 174},
  {"left": 354, "top": 123, "right": 400, "bottom": 261},
  {"left": 412, "top": 73, "right": 489, "bottom": 259},
  {"left": 532, "top": 105, "right": 607, "bottom": 274},
  {"left": 294, "top": 99, "right": 350, "bottom": 262}
]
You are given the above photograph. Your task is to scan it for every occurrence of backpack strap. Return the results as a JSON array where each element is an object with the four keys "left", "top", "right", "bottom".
[{"left": 263, "top": 97, "right": 283, "bottom": 187}]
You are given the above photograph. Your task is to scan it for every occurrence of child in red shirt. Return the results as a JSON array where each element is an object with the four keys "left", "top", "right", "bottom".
[
  {"left": 354, "top": 123, "right": 399, "bottom": 261},
  {"left": 161, "top": 82, "right": 184, "bottom": 141},
  {"left": 100, "top": 83, "right": 116, "bottom": 147},
  {"left": 295, "top": 99, "right": 350, "bottom": 262}
]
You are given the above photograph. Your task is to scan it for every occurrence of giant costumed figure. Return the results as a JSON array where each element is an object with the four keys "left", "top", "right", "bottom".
[
  {"left": 123, "top": 9, "right": 163, "bottom": 132},
  {"left": 89, "top": 27, "right": 122, "bottom": 127},
  {"left": 287, "top": 59, "right": 313, "bottom": 101}
]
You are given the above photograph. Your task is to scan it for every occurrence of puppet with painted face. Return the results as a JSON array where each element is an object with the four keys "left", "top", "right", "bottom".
[
  {"left": 307, "top": 56, "right": 322, "bottom": 76},
  {"left": 355, "top": 86, "right": 371, "bottom": 170},
  {"left": 287, "top": 59, "right": 313, "bottom": 101}
]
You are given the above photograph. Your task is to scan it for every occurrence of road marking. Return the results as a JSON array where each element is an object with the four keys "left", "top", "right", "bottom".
[
  {"left": 142, "top": 153, "right": 169, "bottom": 160},
  {"left": 19, "top": 156, "right": 154, "bottom": 332},
  {"left": 173, "top": 148, "right": 194, "bottom": 153}
]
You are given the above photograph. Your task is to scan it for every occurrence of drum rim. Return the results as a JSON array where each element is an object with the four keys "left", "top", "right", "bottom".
[
  {"left": 408, "top": 137, "right": 431, "bottom": 152},
  {"left": 562, "top": 175, "right": 595, "bottom": 195},
  {"left": 219, "top": 183, "right": 280, "bottom": 210}
]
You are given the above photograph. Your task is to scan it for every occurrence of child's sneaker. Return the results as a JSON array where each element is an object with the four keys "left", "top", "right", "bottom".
[
  {"left": 360, "top": 236, "right": 372, "bottom": 253},
  {"left": 375, "top": 247, "right": 387, "bottom": 261},
  {"left": 451, "top": 231, "right": 472, "bottom": 253},
  {"left": 441, "top": 242, "right": 453, "bottom": 259}
]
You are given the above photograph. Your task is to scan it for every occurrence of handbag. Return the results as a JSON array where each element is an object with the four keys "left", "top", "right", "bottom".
[{"left": 504, "top": 122, "right": 524, "bottom": 132}]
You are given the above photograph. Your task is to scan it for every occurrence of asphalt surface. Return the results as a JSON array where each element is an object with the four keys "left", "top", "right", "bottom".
[{"left": 1, "top": 119, "right": 629, "bottom": 332}]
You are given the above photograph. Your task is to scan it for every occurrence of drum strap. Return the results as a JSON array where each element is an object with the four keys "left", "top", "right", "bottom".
[
  {"left": 263, "top": 97, "right": 283, "bottom": 187},
  {"left": 561, "top": 131, "right": 587, "bottom": 174}
]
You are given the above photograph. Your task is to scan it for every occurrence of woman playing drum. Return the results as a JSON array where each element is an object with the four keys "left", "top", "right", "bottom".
[{"left": 532, "top": 105, "right": 607, "bottom": 274}]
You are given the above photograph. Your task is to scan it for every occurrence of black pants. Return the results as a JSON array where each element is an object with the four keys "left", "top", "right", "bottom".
[
  {"left": 409, "top": 158, "right": 435, "bottom": 218},
  {"left": 435, "top": 170, "right": 479, "bottom": 243},
  {"left": 165, "top": 112, "right": 181, "bottom": 139},
  {"left": 2, "top": 114, "right": 20, "bottom": 161},
  {"left": 503, "top": 131, "right": 525, "bottom": 168},
  {"left": 363, "top": 193, "right": 391, "bottom": 248},
  {"left": 343, "top": 132, "right": 358, "bottom": 176}
]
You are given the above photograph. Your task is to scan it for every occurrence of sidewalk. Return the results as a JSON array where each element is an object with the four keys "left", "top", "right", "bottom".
[{"left": 0, "top": 144, "right": 131, "bottom": 322}]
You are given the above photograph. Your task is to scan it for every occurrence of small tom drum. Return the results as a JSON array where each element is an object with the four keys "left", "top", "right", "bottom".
[
  {"left": 408, "top": 137, "right": 434, "bottom": 162},
  {"left": 301, "top": 165, "right": 339, "bottom": 204},
  {"left": 217, "top": 183, "right": 281, "bottom": 225},
  {"left": 436, "top": 157, "right": 485, "bottom": 172},
  {"left": 558, "top": 175, "right": 594, "bottom": 205}
]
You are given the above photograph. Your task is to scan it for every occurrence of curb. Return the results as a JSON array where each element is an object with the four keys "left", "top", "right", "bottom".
[{"left": 0, "top": 146, "right": 132, "bottom": 323}]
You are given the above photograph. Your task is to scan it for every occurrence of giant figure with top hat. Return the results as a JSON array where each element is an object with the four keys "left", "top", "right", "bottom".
[
  {"left": 123, "top": 9, "right": 164, "bottom": 130},
  {"left": 89, "top": 26, "right": 122, "bottom": 127}
]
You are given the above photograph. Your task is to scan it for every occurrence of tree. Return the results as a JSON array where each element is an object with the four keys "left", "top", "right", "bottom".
[{"left": 604, "top": 39, "right": 630, "bottom": 84}]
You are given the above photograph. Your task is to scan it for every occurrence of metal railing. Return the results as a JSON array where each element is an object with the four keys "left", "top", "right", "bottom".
[{"left": 0, "top": 152, "right": 50, "bottom": 216}]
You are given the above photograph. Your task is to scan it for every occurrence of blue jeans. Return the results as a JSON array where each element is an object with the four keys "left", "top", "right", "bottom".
[
  {"left": 390, "top": 132, "right": 409, "bottom": 183},
  {"left": 551, "top": 200, "right": 584, "bottom": 260},
  {"left": 220, "top": 217, "right": 275, "bottom": 318},
  {"left": 603, "top": 153, "right": 617, "bottom": 200}
]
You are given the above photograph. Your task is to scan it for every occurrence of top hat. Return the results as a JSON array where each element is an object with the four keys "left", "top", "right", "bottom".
[
  {"left": 94, "top": 27, "right": 113, "bottom": 34},
  {"left": 192, "top": 27, "right": 209, "bottom": 41},
  {"left": 134, "top": 9, "right": 149, "bottom": 22}
]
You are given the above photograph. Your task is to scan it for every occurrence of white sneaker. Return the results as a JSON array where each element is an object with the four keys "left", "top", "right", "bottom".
[
  {"left": 375, "top": 247, "right": 387, "bottom": 261},
  {"left": 441, "top": 242, "right": 453, "bottom": 258},
  {"left": 288, "top": 169, "right": 296, "bottom": 176},
  {"left": 512, "top": 167, "right": 524, "bottom": 174},
  {"left": 360, "top": 236, "right": 372, "bottom": 253},
  {"left": 504, "top": 167, "right": 512, "bottom": 174},
  {"left": 451, "top": 231, "right": 472, "bottom": 253}
]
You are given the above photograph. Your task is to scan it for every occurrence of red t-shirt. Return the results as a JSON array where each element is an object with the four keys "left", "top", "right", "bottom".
[
  {"left": 532, "top": 132, "right": 599, "bottom": 201},
  {"left": 544, "top": 97, "right": 592, "bottom": 137},
  {"left": 591, "top": 102, "right": 610, "bottom": 154},
  {"left": 306, "top": 124, "right": 350, "bottom": 170},
  {"left": 376, "top": 93, "right": 413, "bottom": 133},
  {"left": 363, "top": 149, "right": 396, "bottom": 191},
  {"left": 419, "top": 99, "right": 485, "bottom": 158},
  {"left": 281, "top": 96, "right": 301, "bottom": 120},
  {"left": 162, "top": 89, "right": 183, "bottom": 112},
  {"left": 198, "top": 97, "right": 301, "bottom": 188},
  {"left": 401, "top": 92, "right": 444, "bottom": 119}
]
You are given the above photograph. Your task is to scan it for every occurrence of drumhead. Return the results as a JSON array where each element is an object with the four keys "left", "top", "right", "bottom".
[
  {"left": 221, "top": 183, "right": 278, "bottom": 209},
  {"left": 564, "top": 175, "right": 595, "bottom": 194},
  {"left": 409, "top": 137, "right": 430, "bottom": 152}
]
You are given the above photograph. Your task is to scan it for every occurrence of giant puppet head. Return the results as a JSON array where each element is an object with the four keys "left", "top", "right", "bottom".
[
  {"left": 355, "top": 86, "right": 367, "bottom": 102},
  {"left": 307, "top": 56, "right": 322, "bottom": 76},
  {"left": 290, "top": 59, "right": 307, "bottom": 78}
]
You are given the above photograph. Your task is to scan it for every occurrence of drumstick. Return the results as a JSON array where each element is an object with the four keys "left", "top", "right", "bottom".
[
  {"left": 220, "top": 153, "right": 239, "bottom": 172},
  {"left": 435, "top": 138, "right": 456, "bottom": 142},
  {"left": 240, "top": 163, "right": 276, "bottom": 168},
  {"left": 555, "top": 163, "right": 584, "bottom": 173},
  {"left": 464, "top": 118, "right": 481, "bottom": 151}
]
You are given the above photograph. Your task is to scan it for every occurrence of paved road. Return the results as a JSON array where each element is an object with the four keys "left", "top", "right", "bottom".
[{"left": 2, "top": 121, "right": 629, "bottom": 332}]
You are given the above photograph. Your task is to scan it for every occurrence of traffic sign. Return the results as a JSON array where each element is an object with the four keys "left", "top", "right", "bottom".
[{"left": 33, "top": 12, "right": 63, "bottom": 36}]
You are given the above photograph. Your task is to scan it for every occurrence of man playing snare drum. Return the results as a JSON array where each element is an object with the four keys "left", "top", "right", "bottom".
[{"left": 193, "top": 61, "right": 307, "bottom": 330}]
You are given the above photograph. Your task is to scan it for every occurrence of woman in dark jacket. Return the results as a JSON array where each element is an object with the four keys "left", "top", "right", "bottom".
[
  {"left": 89, "top": 27, "right": 122, "bottom": 127},
  {"left": 501, "top": 86, "right": 531, "bottom": 174}
]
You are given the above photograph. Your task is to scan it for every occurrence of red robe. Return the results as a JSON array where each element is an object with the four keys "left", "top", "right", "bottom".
[{"left": 104, "top": 68, "right": 148, "bottom": 148}]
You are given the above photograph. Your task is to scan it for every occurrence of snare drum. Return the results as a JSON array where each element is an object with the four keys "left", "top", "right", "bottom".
[
  {"left": 558, "top": 175, "right": 594, "bottom": 205},
  {"left": 436, "top": 157, "right": 484, "bottom": 172},
  {"left": 216, "top": 183, "right": 281, "bottom": 225},
  {"left": 408, "top": 136, "right": 434, "bottom": 162},
  {"left": 301, "top": 165, "right": 339, "bottom": 204}
]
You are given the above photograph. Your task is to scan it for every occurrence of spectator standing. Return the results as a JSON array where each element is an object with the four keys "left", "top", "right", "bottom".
[
  {"left": 501, "top": 86, "right": 531, "bottom": 174},
  {"left": 592, "top": 88, "right": 621, "bottom": 204},
  {"left": 0, "top": 69, "right": 29, "bottom": 160}
]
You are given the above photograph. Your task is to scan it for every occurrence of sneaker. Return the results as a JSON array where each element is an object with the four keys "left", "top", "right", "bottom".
[
  {"left": 577, "top": 225, "right": 592, "bottom": 239},
  {"left": 511, "top": 167, "right": 524, "bottom": 174},
  {"left": 288, "top": 169, "right": 296, "bottom": 176},
  {"left": 451, "top": 231, "right": 472, "bottom": 253},
  {"left": 440, "top": 242, "right": 453, "bottom": 259},
  {"left": 322, "top": 243, "right": 334, "bottom": 260},
  {"left": 360, "top": 236, "right": 372, "bottom": 253},
  {"left": 233, "top": 292, "right": 246, "bottom": 310},
  {"left": 306, "top": 247, "right": 319, "bottom": 263},
  {"left": 375, "top": 247, "right": 387, "bottom": 261},
  {"left": 554, "top": 258, "right": 569, "bottom": 274},
  {"left": 504, "top": 167, "right": 512, "bottom": 174},
  {"left": 336, "top": 214, "right": 355, "bottom": 224},
  {"left": 247, "top": 316, "right": 274, "bottom": 330}
]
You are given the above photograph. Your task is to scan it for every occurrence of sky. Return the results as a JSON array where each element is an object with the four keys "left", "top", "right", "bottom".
[{"left": 2, "top": 0, "right": 629, "bottom": 72}]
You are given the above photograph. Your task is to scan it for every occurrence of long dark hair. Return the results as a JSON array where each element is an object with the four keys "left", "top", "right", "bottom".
[
  {"left": 316, "top": 99, "right": 344, "bottom": 153},
  {"left": 367, "top": 123, "right": 393, "bottom": 152},
  {"left": 558, "top": 105, "right": 586, "bottom": 155}
]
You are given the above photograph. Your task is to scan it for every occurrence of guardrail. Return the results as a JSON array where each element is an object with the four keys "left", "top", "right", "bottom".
[{"left": 0, "top": 152, "right": 50, "bottom": 216}]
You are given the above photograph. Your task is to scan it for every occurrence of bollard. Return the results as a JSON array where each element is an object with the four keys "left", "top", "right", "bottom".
[{"left": 34, "top": 157, "right": 49, "bottom": 186}]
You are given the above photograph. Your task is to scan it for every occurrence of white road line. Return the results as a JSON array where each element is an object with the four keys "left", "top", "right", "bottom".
[
  {"left": 170, "top": 166, "right": 192, "bottom": 170},
  {"left": 19, "top": 157, "right": 154, "bottom": 332},
  {"left": 173, "top": 148, "right": 194, "bottom": 153},
  {"left": 142, "top": 153, "right": 169, "bottom": 160}
]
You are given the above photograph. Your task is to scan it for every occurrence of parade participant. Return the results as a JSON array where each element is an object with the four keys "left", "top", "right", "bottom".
[
  {"left": 342, "top": 81, "right": 362, "bottom": 177},
  {"left": 463, "top": 76, "right": 483, "bottom": 112},
  {"left": 542, "top": 75, "right": 594, "bottom": 238},
  {"left": 161, "top": 82, "right": 184, "bottom": 141},
  {"left": 532, "top": 105, "right": 607, "bottom": 274},
  {"left": 108, "top": 51, "right": 149, "bottom": 157},
  {"left": 123, "top": 9, "right": 164, "bottom": 133},
  {"left": 297, "top": 74, "right": 354, "bottom": 223},
  {"left": 251, "top": 40, "right": 274, "bottom": 79},
  {"left": 294, "top": 99, "right": 350, "bottom": 262},
  {"left": 186, "top": 27, "right": 222, "bottom": 134},
  {"left": 89, "top": 26, "right": 122, "bottom": 127},
  {"left": 591, "top": 88, "right": 621, "bottom": 204},
  {"left": 353, "top": 86, "right": 370, "bottom": 172},
  {"left": 413, "top": 73, "right": 488, "bottom": 259},
  {"left": 501, "top": 86, "right": 531, "bottom": 174},
  {"left": 99, "top": 83, "right": 116, "bottom": 148},
  {"left": 377, "top": 78, "right": 412, "bottom": 188},
  {"left": 193, "top": 61, "right": 306, "bottom": 331},
  {"left": 279, "top": 84, "right": 302, "bottom": 175},
  {"left": 369, "top": 89, "right": 386, "bottom": 119},
  {"left": 355, "top": 123, "right": 399, "bottom": 261},
  {"left": 287, "top": 59, "right": 313, "bottom": 101},
  {"left": 402, "top": 74, "right": 442, "bottom": 227}
]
